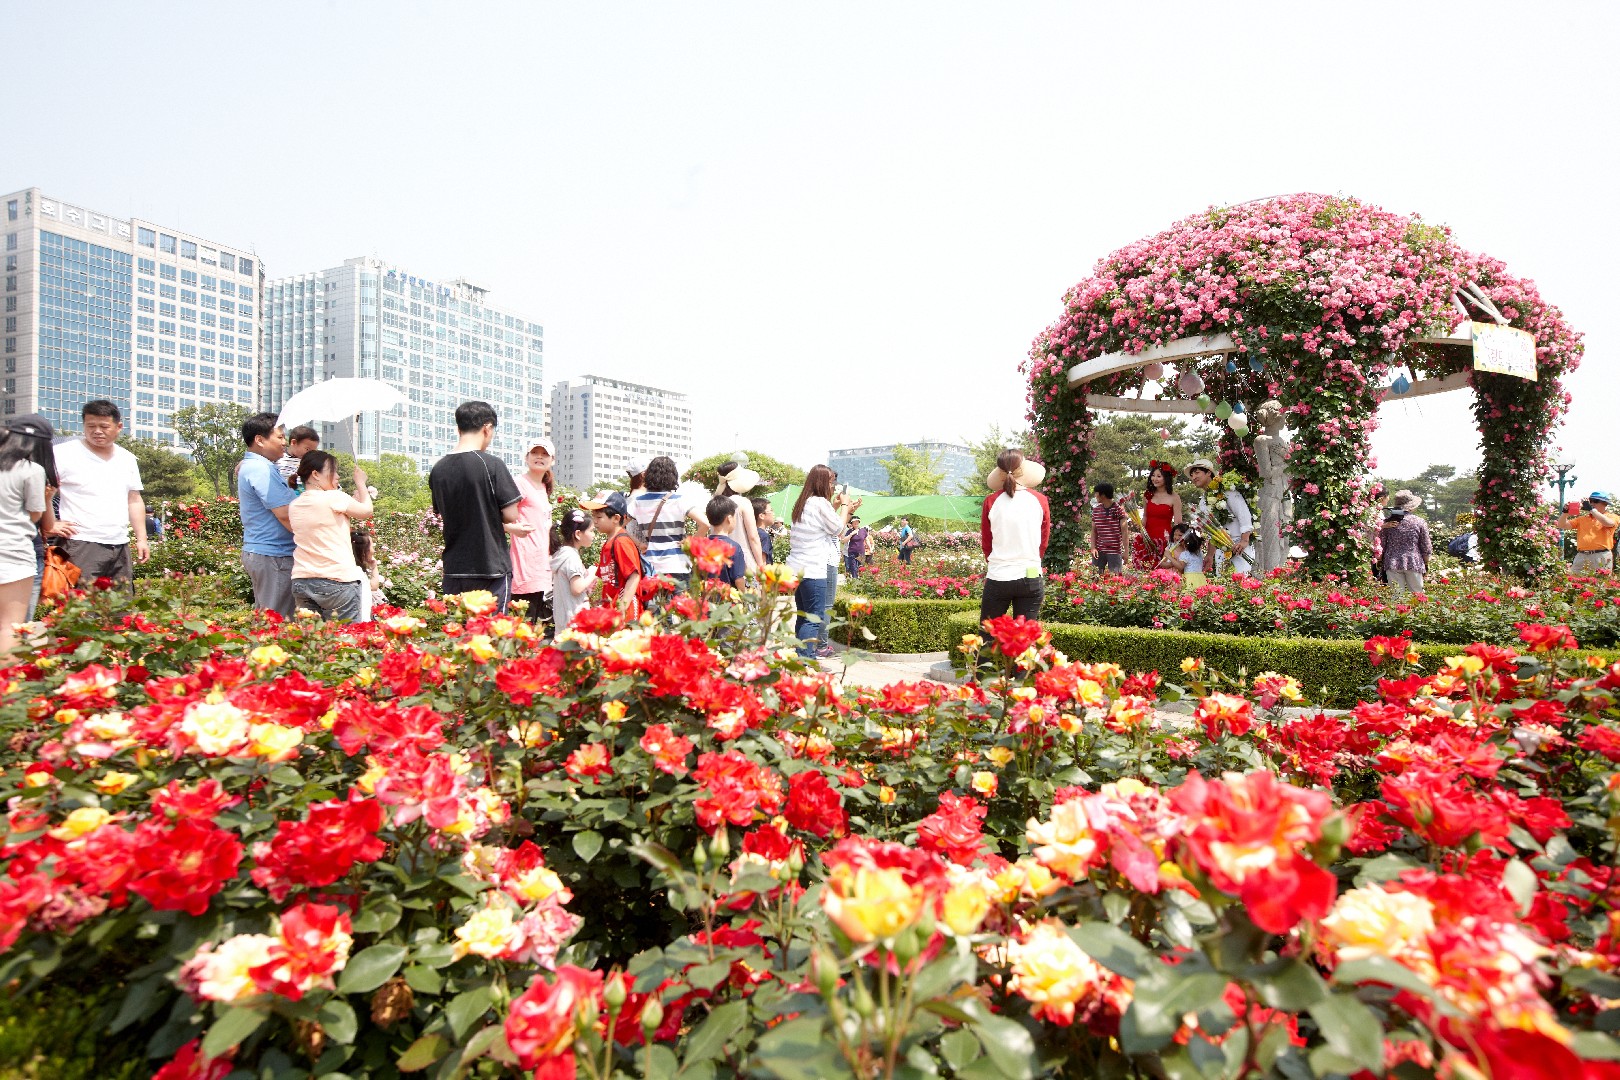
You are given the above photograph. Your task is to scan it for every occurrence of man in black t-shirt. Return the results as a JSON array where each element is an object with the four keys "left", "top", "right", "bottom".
[{"left": 428, "top": 401, "right": 532, "bottom": 612}]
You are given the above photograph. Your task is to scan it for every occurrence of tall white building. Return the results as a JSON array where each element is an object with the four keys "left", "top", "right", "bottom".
[
  {"left": 262, "top": 257, "right": 545, "bottom": 474},
  {"left": 551, "top": 375, "right": 693, "bottom": 490},
  {"left": 2, "top": 187, "right": 261, "bottom": 442}
]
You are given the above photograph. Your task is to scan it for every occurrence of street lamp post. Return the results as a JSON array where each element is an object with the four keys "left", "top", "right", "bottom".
[{"left": 1554, "top": 462, "right": 1577, "bottom": 559}]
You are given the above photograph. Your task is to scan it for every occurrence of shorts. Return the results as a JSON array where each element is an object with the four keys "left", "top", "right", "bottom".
[
  {"left": 65, "top": 539, "right": 133, "bottom": 583},
  {"left": 1092, "top": 552, "right": 1123, "bottom": 573}
]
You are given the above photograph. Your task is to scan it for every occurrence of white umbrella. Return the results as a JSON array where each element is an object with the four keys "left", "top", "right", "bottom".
[{"left": 277, "top": 378, "right": 406, "bottom": 427}]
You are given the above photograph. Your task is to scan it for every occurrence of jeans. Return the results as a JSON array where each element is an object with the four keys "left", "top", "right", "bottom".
[
  {"left": 442, "top": 575, "right": 511, "bottom": 613},
  {"left": 844, "top": 552, "right": 862, "bottom": 576},
  {"left": 27, "top": 551, "right": 43, "bottom": 622},
  {"left": 1092, "top": 552, "right": 1123, "bottom": 573},
  {"left": 794, "top": 575, "right": 833, "bottom": 658},
  {"left": 292, "top": 577, "right": 363, "bottom": 622},
  {"left": 899, "top": 546, "right": 914, "bottom": 564},
  {"left": 980, "top": 576, "right": 1044, "bottom": 624}
]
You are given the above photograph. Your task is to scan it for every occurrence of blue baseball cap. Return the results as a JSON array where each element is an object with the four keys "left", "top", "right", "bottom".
[
  {"left": 580, "top": 491, "right": 629, "bottom": 516},
  {"left": 1590, "top": 492, "right": 1612, "bottom": 504}
]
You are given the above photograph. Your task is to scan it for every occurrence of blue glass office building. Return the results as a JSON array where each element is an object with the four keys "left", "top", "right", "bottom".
[
  {"left": 3, "top": 187, "right": 260, "bottom": 443},
  {"left": 827, "top": 441, "right": 978, "bottom": 495}
]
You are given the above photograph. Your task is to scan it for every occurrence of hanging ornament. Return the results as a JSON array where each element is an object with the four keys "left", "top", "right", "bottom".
[
  {"left": 1142, "top": 361, "right": 1165, "bottom": 381},
  {"left": 1389, "top": 372, "right": 1412, "bottom": 395},
  {"left": 1157, "top": 428, "right": 1170, "bottom": 440},
  {"left": 1232, "top": 401, "right": 1246, "bottom": 415},
  {"left": 1214, "top": 401, "right": 1234, "bottom": 421},
  {"left": 1229, "top": 414, "right": 1249, "bottom": 434},
  {"left": 1196, "top": 393, "right": 1212, "bottom": 412},
  {"left": 1177, "top": 369, "right": 1205, "bottom": 396},
  {"left": 1225, "top": 358, "right": 1238, "bottom": 374},
  {"left": 1248, "top": 354, "right": 1266, "bottom": 373}
]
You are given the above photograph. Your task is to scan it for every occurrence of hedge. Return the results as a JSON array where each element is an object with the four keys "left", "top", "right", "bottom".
[
  {"left": 832, "top": 595, "right": 979, "bottom": 653},
  {"left": 944, "top": 611, "right": 1620, "bottom": 709}
]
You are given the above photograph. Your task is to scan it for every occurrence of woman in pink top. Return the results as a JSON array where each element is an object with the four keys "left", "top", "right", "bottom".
[
  {"left": 507, "top": 439, "right": 555, "bottom": 623},
  {"left": 289, "top": 451, "right": 374, "bottom": 622}
]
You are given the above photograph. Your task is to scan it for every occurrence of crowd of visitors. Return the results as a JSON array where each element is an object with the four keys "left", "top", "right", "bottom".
[{"left": 5, "top": 394, "right": 1618, "bottom": 661}]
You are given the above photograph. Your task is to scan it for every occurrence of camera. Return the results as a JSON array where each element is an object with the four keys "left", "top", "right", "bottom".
[
  {"left": 1582, "top": 500, "right": 1595, "bottom": 514},
  {"left": 1384, "top": 509, "right": 1406, "bottom": 522}
]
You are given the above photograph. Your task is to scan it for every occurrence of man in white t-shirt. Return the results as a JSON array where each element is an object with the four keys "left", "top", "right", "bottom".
[{"left": 49, "top": 400, "right": 148, "bottom": 586}]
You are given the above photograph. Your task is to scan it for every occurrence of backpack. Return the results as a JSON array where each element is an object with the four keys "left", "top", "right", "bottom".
[
  {"left": 41, "top": 544, "right": 81, "bottom": 600},
  {"left": 1446, "top": 534, "right": 1473, "bottom": 560},
  {"left": 626, "top": 494, "right": 671, "bottom": 578}
]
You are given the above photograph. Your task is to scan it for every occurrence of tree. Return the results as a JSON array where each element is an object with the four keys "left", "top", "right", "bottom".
[
  {"left": 1378, "top": 465, "right": 1478, "bottom": 526},
  {"left": 119, "top": 437, "right": 196, "bottom": 503},
  {"left": 684, "top": 450, "right": 806, "bottom": 492},
  {"left": 171, "top": 403, "right": 250, "bottom": 498},
  {"left": 323, "top": 451, "right": 433, "bottom": 513},
  {"left": 880, "top": 444, "right": 945, "bottom": 496},
  {"left": 958, "top": 425, "right": 1039, "bottom": 496},
  {"left": 1085, "top": 414, "right": 1213, "bottom": 495}
]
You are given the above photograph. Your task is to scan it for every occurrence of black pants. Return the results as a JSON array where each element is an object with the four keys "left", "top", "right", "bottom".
[
  {"left": 510, "top": 590, "right": 552, "bottom": 626},
  {"left": 980, "top": 577, "right": 1044, "bottom": 624}
]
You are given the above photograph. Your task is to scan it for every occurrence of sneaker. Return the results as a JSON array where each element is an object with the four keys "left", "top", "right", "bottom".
[{"left": 815, "top": 644, "right": 839, "bottom": 659}]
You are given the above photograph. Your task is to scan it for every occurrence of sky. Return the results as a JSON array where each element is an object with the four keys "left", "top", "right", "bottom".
[{"left": 8, "top": 2, "right": 1618, "bottom": 492}]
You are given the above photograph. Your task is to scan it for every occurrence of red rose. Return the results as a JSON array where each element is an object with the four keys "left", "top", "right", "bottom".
[
  {"left": 505, "top": 966, "right": 604, "bottom": 1077},
  {"left": 250, "top": 794, "right": 387, "bottom": 901},
  {"left": 129, "top": 817, "right": 244, "bottom": 916},
  {"left": 982, "top": 614, "right": 1046, "bottom": 658},
  {"left": 783, "top": 770, "right": 848, "bottom": 839},
  {"left": 916, "top": 792, "right": 988, "bottom": 866},
  {"left": 151, "top": 1039, "right": 233, "bottom": 1080},
  {"left": 495, "top": 650, "right": 567, "bottom": 705}
]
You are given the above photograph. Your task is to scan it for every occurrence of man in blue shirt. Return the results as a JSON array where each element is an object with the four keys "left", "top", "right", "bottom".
[{"left": 237, "top": 413, "right": 298, "bottom": 618}]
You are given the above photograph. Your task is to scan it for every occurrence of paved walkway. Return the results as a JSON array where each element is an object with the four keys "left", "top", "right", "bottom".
[{"left": 819, "top": 650, "right": 952, "bottom": 690}]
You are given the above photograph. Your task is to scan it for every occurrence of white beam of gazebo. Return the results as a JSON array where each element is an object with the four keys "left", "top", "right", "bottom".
[{"left": 1085, "top": 369, "right": 1472, "bottom": 414}]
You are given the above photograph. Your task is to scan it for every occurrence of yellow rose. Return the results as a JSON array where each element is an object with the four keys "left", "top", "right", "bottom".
[
  {"left": 1443, "top": 655, "right": 1486, "bottom": 677},
  {"left": 250, "top": 644, "right": 289, "bottom": 667},
  {"left": 878, "top": 785, "right": 896, "bottom": 805},
  {"left": 1026, "top": 801, "right": 1105, "bottom": 880},
  {"left": 508, "top": 865, "right": 568, "bottom": 905},
  {"left": 248, "top": 722, "right": 304, "bottom": 763},
  {"left": 1074, "top": 679, "right": 1106, "bottom": 708},
  {"left": 1007, "top": 919, "right": 1122, "bottom": 1025},
  {"left": 971, "top": 771, "right": 999, "bottom": 798},
  {"left": 195, "top": 934, "right": 278, "bottom": 1003},
  {"left": 457, "top": 591, "right": 499, "bottom": 616},
  {"left": 601, "top": 701, "right": 628, "bottom": 723},
  {"left": 83, "top": 711, "right": 132, "bottom": 741},
  {"left": 984, "top": 746, "right": 1015, "bottom": 768},
  {"left": 941, "top": 868, "right": 993, "bottom": 936},
  {"left": 1319, "top": 887, "right": 1437, "bottom": 974},
  {"left": 821, "top": 865, "right": 925, "bottom": 944},
  {"left": 460, "top": 634, "right": 500, "bottom": 662},
  {"left": 383, "top": 615, "right": 424, "bottom": 635},
  {"left": 179, "top": 699, "right": 250, "bottom": 756},
  {"left": 54, "top": 708, "right": 81, "bottom": 726},
  {"left": 49, "top": 806, "right": 111, "bottom": 841},
  {"left": 356, "top": 756, "right": 388, "bottom": 795},
  {"left": 93, "top": 771, "right": 139, "bottom": 796},
  {"left": 959, "top": 634, "right": 984, "bottom": 651},
  {"left": 452, "top": 900, "right": 521, "bottom": 960},
  {"left": 354, "top": 667, "right": 377, "bottom": 688},
  {"left": 1180, "top": 656, "right": 1203, "bottom": 674}
]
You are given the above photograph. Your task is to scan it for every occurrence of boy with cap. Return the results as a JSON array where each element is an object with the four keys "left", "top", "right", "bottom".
[
  {"left": 581, "top": 491, "right": 643, "bottom": 615},
  {"left": 1560, "top": 493, "right": 1618, "bottom": 573}
]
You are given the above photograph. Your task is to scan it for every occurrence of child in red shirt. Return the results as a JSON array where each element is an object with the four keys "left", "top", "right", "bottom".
[{"left": 581, "top": 492, "right": 642, "bottom": 618}]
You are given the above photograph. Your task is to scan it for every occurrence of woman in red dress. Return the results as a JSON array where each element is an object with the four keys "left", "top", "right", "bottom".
[{"left": 1126, "top": 462, "right": 1183, "bottom": 570}]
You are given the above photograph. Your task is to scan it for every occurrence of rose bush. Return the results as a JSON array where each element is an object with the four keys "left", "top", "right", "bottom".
[{"left": 4, "top": 581, "right": 1620, "bottom": 1077}]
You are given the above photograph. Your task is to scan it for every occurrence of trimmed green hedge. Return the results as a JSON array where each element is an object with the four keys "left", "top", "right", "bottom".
[
  {"left": 833, "top": 596, "right": 978, "bottom": 654},
  {"left": 944, "top": 611, "right": 1620, "bottom": 709}
]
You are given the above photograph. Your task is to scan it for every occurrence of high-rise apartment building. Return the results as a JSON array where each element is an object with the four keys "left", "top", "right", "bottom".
[
  {"left": 262, "top": 257, "right": 544, "bottom": 475},
  {"left": 1, "top": 187, "right": 261, "bottom": 442},
  {"left": 827, "top": 441, "right": 978, "bottom": 495},
  {"left": 551, "top": 376, "right": 693, "bottom": 490}
]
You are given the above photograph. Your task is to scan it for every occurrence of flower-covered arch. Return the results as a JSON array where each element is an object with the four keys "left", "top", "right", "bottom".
[{"left": 1026, "top": 194, "right": 1582, "bottom": 579}]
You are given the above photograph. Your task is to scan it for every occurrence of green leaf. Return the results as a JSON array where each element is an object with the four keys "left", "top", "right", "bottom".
[
  {"left": 1332, "top": 956, "right": 1461, "bottom": 1017},
  {"left": 1503, "top": 858, "right": 1538, "bottom": 915},
  {"left": 446, "top": 986, "right": 496, "bottom": 1041},
  {"left": 1068, "top": 921, "right": 1152, "bottom": 980},
  {"left": 972, "top": 1011, "right": 1036, "bottom": 1080},
  {"left": 317, "top": 998, "right": 358, "bottom": 1045},
  {"left": 458, "top": 1023, "right": 507, "bottom": 1067},
  {"left": 1246, "top": 958, "right": 1327, "bottom": 1011},
  {"left": 640, "top": 1045, "right": 680, "bottom": 1080},
  {"left": 749, "top": 1015, "right": 840, "bottom": 1080},
  {"left": 1353, "top": 852, "right": 1419, "bottom": 887},
  {"left": 397, "top": 1032, "right": 450, "bottom": 1072},
  {"left": 1572, "top": 1032, "right": 1620, "bottom": 1061},
  {"left": 940, "top": 1029, "right": 981, "bottom": 1070},
  {"left": 684, "top": 960, "right": 734, "bottom": 992},
  {"left": 909, "top": 946, "right": 976, "bottom": 1002},
  {"left": 1122, "top": 972, "right": 1228, "bottom": 1053},
  {"left": 352, "top": 895, "right": 404, "bottom": 935},
  {"left": 110, "top": 973, "right": 168, "bottom": 1034},
  {"left": 681, "top": 1000, "right": 749, "bottom": 1066},
  {"left": 202, "top": 1006, "right": 268, "bottom": 1059},
  {"left": 1307, "top": 993, "right": 1383, "bottom": 1073},
  {"left": 573, "top": 829, "right": 605, "bottom": 863},
  {"left": 336, "top": 943, "right": 407, "bottom": 994}
]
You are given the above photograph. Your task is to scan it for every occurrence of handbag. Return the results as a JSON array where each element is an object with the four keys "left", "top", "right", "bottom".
[
  {"left": 41, "top": 544, "right": 81, "bottom": 599},
  {"left": 628, "top": 495, "right": 672, "bottom": 578}
]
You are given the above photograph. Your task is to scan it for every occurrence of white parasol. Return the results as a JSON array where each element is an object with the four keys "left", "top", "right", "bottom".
[{"left": 276, "top": 378, "right": 407, "bottom": 428}]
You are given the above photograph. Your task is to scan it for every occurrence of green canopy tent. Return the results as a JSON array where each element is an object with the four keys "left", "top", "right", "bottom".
[{"left": 765, "top": 486, "right": 984, "bottom": 529}]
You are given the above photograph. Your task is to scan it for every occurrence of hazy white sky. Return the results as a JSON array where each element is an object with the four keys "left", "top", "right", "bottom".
[{"left": 9, "top": 2, "right": 1618, "bottom": 489}]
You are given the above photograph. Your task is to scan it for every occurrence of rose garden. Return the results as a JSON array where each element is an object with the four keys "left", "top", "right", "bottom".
[{"left": 6, "top": 194, "right": 1620, "bottom": 1080}]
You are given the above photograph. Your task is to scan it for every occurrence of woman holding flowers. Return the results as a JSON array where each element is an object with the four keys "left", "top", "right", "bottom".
[{"left": 1125, "top": 462, "right": 1181, "bottom": 571}]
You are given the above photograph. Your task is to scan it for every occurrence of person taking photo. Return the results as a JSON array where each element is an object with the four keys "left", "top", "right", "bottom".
[{"left": 1560, "top": 492, "right": 1618, "bottom": 573}]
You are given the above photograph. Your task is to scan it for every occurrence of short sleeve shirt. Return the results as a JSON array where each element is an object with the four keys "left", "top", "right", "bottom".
[
  {"left": 289, "top": 488, "right": 360, "bottom": 581},
  {"left": 55, "top": 439, "right": 143, "bottom": 545},
  {"left": 0, "top": 461, "right": 45, "bottom": 576},
  {"left": 238, "top": 452, "right": 298, "bottom": 556},
  {"left": 429, "top": 450, "right": 521, "bottom": 579},
  {"left": 596, "top": 532, "right": 642, "bottom": 606},
  {"left": 632, "top": 490, "right": 700, "bottom": 576}
]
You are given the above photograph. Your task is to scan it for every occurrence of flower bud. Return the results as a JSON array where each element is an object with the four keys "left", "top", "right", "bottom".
[
  {"left": 852, "top": 975, "right": 876, "bottom": 1019},
  {"left": 813, "top": 945, "right": 840, "bottom": 999},
  {"left": 640, "top": 996, "right": 665, "bottom": 1036},
  {"left": 604, "top": 975, "right": 627, "bottom": 1010},
  {"left": 710, "top": 826, "right": 730, "bottom": 858},
  {"left": 693, "top": 839, "right": 709, "bottom": 871}
]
